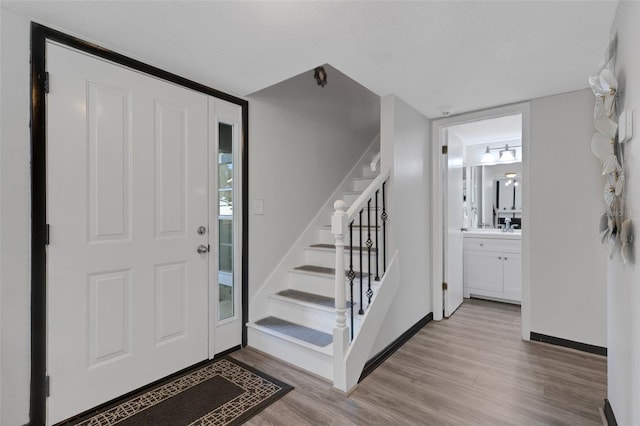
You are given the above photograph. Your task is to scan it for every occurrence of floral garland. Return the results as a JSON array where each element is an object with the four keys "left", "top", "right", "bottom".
[{"left": 589, "top": 68, "right": 633, "bottom": 263}]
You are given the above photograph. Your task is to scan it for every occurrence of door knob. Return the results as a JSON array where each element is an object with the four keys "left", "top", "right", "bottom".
[{"left": 197, "top": 244, "right": 209, "bottom": 254}]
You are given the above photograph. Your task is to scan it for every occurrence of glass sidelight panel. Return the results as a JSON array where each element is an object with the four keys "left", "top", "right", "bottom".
[{"left": 218, "top": 123, "right": 234, "bottom": 320}]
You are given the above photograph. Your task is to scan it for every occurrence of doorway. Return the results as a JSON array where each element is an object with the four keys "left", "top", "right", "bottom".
[
  {"left": 30, "top": 24, "right": 248, "bottom": 425},
  {"left": 431, "top": 103, "right": 530, "bottom": 340}
]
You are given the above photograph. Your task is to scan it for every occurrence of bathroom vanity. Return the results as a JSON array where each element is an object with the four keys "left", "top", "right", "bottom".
[{"left": 463, "top": 230, "right": 521, "bottom": 304}]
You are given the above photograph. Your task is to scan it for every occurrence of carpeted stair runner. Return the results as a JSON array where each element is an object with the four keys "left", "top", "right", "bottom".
[
  {"left": 294, "top": 264, "right": 370, "bottom": 278},
  {"left": 310, "top": 243, "right": 377, "bottom": 252},
  {"left": 254, "top": 317, "right": 332, "bottom": 347},
  {"left": 276, "top": 289, "right": 354, "bottom": 308}
]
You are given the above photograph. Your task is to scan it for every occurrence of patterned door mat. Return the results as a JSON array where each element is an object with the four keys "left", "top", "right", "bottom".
[{"left": 58, "top": 357, "right": 293, "bottom": 426}]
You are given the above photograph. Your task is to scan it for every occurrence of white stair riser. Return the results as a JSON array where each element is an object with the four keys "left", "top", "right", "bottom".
[
  {"left": 288, "top": 271, "right": 335, "bottom": 297},
  {"left": 317, "top": 227, "right": 383, "bottom": 245},
  {"left": 268, "top": 297, "right": 363, "bottom": 332},
  {"left": 352, "top": 178, "right": 374, "bottom": 192},
  {"left": 304, "top": 248, "right": 379, "bottom": 273},
  {"left": 343, "top": 193, "right": 360, "bottom": 206},
  {"left": 361, "top": 165, "right": 376, "bottom": 178},
  {"left": 247, "top": 328, "right": 333, "bottom": 380},
  {"left": 288, "top": 270, "right": 376, "bottom": 299}
]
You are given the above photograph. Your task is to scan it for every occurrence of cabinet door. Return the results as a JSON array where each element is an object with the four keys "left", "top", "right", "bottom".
[
  {"left": 503, "top": 252, "right": 522, "bottom": 297},
  {"left": 464, "top": 250, "right": 503, "bottom": 292}
]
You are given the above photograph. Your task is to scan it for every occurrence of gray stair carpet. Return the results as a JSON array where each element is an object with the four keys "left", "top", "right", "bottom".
[
  {"left": 276, "top": 289, "right": 354, "bottom": 308},
  {"left": 310, "top": 243, "right": 377, "bottom": 252},
  {"left": 255, "top": 316, "right": 332, "bottom": 347},
  {"left": 294, "top": 264, "right": 370, "bottom": 278}
]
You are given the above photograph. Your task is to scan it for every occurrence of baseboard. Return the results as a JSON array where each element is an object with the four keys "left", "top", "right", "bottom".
[
  {"left": 358, "top": 313, "right": 433, "bottom": 382},
  {"left": 530, "top": 332, "right": 607, "bottom": 356},
  {"left": 603, "top": 399, "right": 618, "bottom": 426}
]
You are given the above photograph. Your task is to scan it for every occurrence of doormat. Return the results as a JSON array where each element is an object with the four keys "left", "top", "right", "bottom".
[{"left": 61, "top": 357, "right": 293, "bottom": 426}]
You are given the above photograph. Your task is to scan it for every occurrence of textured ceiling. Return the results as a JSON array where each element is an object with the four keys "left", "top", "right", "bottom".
[{"left": 1, "top": 1, "right": 619, "bottom": 118}]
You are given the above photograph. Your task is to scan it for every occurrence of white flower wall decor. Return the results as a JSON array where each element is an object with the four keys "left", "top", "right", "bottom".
[{"left": 589, "top": 67, "right": 634, "bottom": 263}]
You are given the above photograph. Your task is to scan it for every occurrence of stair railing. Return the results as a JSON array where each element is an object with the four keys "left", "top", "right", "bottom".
[{"left": 332, "top": 168, "right": 391, "bottom": 345}]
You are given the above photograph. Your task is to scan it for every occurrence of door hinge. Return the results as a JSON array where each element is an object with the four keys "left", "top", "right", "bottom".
[
  {"left": 44, "top": 72, "right": 50, "bottom": 94},
  {"left": 442, "top": 282, "right": 448, "bottom": 290},
  {"left": 45, "top": 224, "right": 50, "bottom": 245},
  {"left": 441, "top": 145, "right": 448, "bottom": 155},
  {"left": 45, "top": 375, "right": 50, "bottom": 397}
]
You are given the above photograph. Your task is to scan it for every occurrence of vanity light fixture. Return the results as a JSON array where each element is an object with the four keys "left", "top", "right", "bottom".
[
  {"left": 482, "top": 144, "right": 521, "bottom": 163},
  {"left": 499, "top": 144, "right": 516, "bottom": 162},
  {"left": 481, "top": 146, "right": 495, "bottom": 163}
]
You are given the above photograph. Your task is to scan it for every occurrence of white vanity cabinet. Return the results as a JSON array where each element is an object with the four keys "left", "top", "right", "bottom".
[{"left": 463, "top": 232, "right": 521, "bottom": 303}]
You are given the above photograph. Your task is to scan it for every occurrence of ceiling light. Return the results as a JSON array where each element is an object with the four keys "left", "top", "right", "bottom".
[
  {"left": 314, "top": 66, "right": 327, "bottom": 88},
  {"left": 505, "top": 172, "right": 517, "bottom": 178},
  {"left": 499, "top": 144, "right": 516, "bottom": 162},
  {"left": 481, "top": 146, "right": 495, "bottom": 163}
]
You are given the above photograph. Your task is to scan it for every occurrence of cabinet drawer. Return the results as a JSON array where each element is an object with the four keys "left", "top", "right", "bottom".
[{"left": 464, "top": 237, "right": 520, "bottom": 253}]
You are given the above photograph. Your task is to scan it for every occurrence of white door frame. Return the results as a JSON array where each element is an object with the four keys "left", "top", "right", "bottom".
[{"left": 431, "top": 102, "right": 531, "bottom": 341}]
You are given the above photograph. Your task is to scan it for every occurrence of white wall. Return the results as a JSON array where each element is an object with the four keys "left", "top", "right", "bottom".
[
  {"left": 247, "top": 65, "right": 380, "bottom": 301},
  {"left": 0, "top": 9, "right": 31, "bottom": 426},
  {"left": 529, "top": 89, "right": 607, "bottom": 348},
  {"left": 369, "top": 95, "right": 432, "bottom": 356},
  {"left": 607, "top": 1, "right": 640, "bottom": 424}
]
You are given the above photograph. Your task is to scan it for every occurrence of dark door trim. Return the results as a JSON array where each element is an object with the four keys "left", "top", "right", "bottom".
[{"left": 30, "top": 22, "right": 249, "bottom": 425}]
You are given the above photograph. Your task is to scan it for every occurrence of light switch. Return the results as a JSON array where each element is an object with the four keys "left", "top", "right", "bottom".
[
  {"left": 254, "top": 199, "right": 264, "bottom": 215},
  {"left": 619, "top": 110, "right": 633, "bottom": 143}
]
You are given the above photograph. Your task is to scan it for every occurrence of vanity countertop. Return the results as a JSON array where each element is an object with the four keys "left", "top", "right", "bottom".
[{"left": 463, "top": 229, "right": 522, "bottom": 240}]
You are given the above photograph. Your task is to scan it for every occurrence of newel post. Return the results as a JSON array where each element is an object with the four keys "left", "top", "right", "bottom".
[
  {"left": 332, "top": 200, "right": 348, "bottom": 330},
  {"left": 332, "top": 200, "right": 349, "bottom": 391}
]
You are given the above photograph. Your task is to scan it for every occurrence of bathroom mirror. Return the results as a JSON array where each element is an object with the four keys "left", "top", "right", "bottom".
[{"left": 465, "top": 162, "right": 522, "bottom": 229}]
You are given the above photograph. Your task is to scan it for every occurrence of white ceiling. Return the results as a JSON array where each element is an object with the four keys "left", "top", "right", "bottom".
[
  {"left": 449, "top": 114, "right": 522, "bottom": 146},
  {"left": 1, "top": 1, "right": 619, "bottom": 118}
]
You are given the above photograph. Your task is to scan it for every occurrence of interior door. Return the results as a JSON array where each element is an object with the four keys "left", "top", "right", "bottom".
[
  {"left": 444, "top": 131, "right": 464, "bottom": 317},
  {"left": 209, "top": 98, "right": 243, "bottom": 355},
  {"left": 46, "top": 42, "right": 209, "bottom": 424}
]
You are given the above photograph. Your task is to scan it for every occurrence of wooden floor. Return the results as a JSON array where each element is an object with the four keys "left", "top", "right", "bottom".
[{"left": 232, "top": 299, "right": 607, "bottom": 425}]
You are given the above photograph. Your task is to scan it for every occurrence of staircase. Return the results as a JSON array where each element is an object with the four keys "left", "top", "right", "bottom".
[{"left": 246, "top": 152, "right": 381, "bottom": 380}]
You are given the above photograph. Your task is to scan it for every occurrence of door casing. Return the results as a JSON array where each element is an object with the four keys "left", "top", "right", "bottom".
[
  {"left": 30, "top": 22, "right": 249, "bottom": 426},
  {"left": 430, "top": 103, "right": 530, "bottom": 337}
]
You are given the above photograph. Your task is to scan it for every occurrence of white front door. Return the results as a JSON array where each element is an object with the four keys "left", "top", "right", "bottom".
[
  {"left": 46, "top": 42, "right": 210, "bottom": 424},
  {"left": 444, "top": 131, "right": 464, "bottom": 317}
]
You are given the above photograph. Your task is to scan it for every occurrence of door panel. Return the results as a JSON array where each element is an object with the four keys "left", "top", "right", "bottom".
[
  {"left": 444, "top": 133, "right": 465, "bottom": 317},
  {"left": 464, "top": 250, "right": 503, "bottom": 292},
  {"left": 46, "top": 42, "right": 209, "bottom": 424},
  {"left": 503, "top": 252, "right": 522, "bottom": 296}
]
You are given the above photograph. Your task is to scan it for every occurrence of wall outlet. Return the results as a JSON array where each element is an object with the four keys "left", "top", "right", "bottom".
[
  {"left": 253, "top": 199, "right": 264, "bottom": 215},
  {"left": 619, "top": 110, "right": 633, "bottom": 143}
]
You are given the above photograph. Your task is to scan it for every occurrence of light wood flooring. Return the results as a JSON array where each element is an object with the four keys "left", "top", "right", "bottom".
[{"left": 232, "top": 298, "right": 607, "bottom": 425}]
